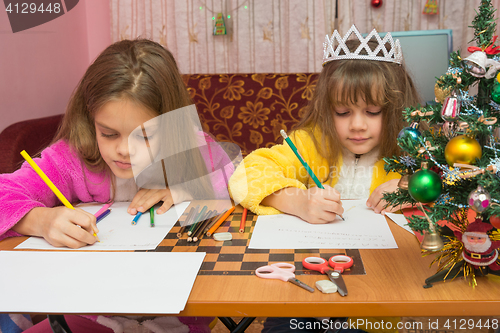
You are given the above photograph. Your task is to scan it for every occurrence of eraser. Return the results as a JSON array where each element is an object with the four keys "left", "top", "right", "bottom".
[
  {"left": 213, "top": 232, "right": 232, "bottom": 241},
  {"left": 315, "top": 280, "right": 337, "bottom": 294}
]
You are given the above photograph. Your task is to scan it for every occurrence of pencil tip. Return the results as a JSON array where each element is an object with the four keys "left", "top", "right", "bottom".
[{"left": 280, "top": 129, "right": 287, "bottom": 139}]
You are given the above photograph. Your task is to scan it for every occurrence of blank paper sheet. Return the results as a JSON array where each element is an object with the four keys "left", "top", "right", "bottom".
[
  {"left": 15, "top": 201, "right": 189, "bottom": 251},
  {"left": 0, "top": 251, "right": 205, "bottom": 314}
]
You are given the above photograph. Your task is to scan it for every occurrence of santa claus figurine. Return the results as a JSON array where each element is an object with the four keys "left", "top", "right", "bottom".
[{"left": 454, "top": 219, "right": 500, "bottom": 270}]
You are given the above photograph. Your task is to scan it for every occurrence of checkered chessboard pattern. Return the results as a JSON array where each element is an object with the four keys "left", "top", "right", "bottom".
[{"left": 149, "top": 210, "right": 366, "bottom": 276}]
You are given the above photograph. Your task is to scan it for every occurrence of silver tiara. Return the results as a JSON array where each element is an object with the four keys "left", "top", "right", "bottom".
[{"left": 323, "top": 25, "right": 403, "bottom": 66}]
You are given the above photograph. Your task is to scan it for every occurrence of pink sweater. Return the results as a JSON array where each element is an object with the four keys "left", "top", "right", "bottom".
[
  {"left": 0, "top": 135, "right": 233, "bottom": 241},
  {"left": 0, "top": 140, "right": 111, "bottom": 241}
]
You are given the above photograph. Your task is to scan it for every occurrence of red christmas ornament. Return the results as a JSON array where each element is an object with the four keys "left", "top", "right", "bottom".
[
  {"left": 371, "top": 0, "right": 383, "bottom": 8},
  {"left": 490, "top": 215, "right": 500, "bottom": 229}
]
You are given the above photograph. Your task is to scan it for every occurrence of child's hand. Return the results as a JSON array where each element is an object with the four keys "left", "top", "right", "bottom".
[
  {"left": 128, "top": 188, "right": 193, "bottom": 215},
  {"left": 366, "top": 179, "right": 411, "bottom": 214},
  {"left": 262, "top": 185, "right": 343, "bottom": 224},
  {"left": 297, "top": 185, "right": 344, "bottom": 224},
  {"left": 13, "top": 206, "right": 98, "bottom": 249}
]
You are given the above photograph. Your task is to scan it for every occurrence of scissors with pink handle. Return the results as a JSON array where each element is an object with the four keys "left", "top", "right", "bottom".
[
  {"left": 255, "top": 262, "right": 314, "bottom": 293},
  {"left": 302, "top": 255, "right": 353, "bottom": 296}
]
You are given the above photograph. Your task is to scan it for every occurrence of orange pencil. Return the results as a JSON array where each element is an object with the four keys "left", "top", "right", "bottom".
[
  {"left": 206, "top": 206, "right": 235, "bottom": 237},
  {"left": 239, "top": 208, "right": 248, "bottom": 233}
]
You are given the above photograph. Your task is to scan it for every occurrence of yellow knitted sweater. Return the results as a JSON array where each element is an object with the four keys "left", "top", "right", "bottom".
[{"left": 229, "top": 129, "right": 401, "bottom": 215}]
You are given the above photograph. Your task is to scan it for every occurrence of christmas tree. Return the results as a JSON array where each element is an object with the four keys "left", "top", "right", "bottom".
[{"left": 383, "top": 0, "right": 500, "bottom": 287}]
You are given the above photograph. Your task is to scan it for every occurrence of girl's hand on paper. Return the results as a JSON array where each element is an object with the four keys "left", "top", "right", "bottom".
[
  {"left": 262, "top": 185, "right": 343, "bottom": 224},
  {"left": 366, "top": 179, "right": 411, "bottom": 214},
  {"left": 128, "top": 187, "right": 193, "bottom": 215},
  {"left": 298, "top": 185, "right": 343, "bottom": 224},
  {"left": 13, "top": 206, "right": 98, "bottom": 249}
]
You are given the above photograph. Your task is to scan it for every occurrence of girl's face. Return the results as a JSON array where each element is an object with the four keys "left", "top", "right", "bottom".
[
  {"left": 95, "top": 98, "right": 159, "bottom": 179},
  {"left": 333, "top": 98, "right": 382, "bottom": 155}
]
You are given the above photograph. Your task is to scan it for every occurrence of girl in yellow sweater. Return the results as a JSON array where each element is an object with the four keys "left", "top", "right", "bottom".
[{"left": 229, "top": 26, "right": 420, "bottom": 224}]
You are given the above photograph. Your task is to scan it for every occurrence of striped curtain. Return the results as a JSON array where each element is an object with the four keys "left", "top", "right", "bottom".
[{"left": 110, "top": 0, "right": 500, "bottom": 74}]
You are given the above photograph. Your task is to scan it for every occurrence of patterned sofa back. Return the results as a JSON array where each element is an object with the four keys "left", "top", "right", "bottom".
[
  {"left": 183, "top": 73, "right": 318, "bottom": 156},
  {"left": 0, "top": 73, "right": 318, "bottom": 173}
]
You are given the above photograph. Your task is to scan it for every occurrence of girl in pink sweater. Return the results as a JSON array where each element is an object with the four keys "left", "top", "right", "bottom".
[{"left": 0, "top": 39, "right": 231, "bottom": 333}]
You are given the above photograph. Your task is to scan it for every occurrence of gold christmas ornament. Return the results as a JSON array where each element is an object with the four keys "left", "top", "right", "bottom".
[
  {"left": 398, "top": 174, "right": 409, "bottom": 190},
  {"left": 434, "top": 81, "right": 452, "bottom": 104},
  {"left": 421, "top": 230, "right": 445, "bottom": 251},
  {"left": 444, "top": 135, "right": 482, "bottom": 166}
]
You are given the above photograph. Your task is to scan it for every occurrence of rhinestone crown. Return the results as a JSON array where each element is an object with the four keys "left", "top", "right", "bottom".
[{"left": 323, "top": 25, "right": 403, "bottom": 66}]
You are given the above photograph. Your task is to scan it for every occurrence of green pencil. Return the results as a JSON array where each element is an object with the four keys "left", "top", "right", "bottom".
[
  {"left": 280, "top": 130, "right": 324, "bottom": 189},
  {"left": 150, "top": 206, "right": 155, "bottom": 227},
  {"left": 280, "top": 130, "right": 344, "bottom": 220},
  {"left": 188, "top": 205, "right": 207, "bottom": 236}
]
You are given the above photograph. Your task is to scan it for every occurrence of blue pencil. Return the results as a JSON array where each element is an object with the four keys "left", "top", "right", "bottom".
[{"left": 131, "top": 211, "right": 143, "bottom": 225}]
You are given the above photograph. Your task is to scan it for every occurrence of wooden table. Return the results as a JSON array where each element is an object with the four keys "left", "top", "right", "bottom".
[{"left": 2, "top": 214, "right": 500, "bottom": 320}]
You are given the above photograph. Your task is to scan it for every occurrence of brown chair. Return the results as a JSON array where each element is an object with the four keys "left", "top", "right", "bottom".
[{"left": 0, "top": 114, "right": 63, "bottom": 174}]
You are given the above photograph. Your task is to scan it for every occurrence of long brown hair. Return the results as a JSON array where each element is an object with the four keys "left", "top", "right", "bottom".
[
  {"left": 54, "top": 39, "right": 218, "bottom": 199},
  {"left": 294, "top": 39, "right": 420, "bottom": 171},
  {"left": 54, "top": 39, "right": 192, "bottom": 172}
]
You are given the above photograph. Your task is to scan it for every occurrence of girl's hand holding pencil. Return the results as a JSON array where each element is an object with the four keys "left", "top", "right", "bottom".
[
  {"left": 262, "top": 185, "right": 344, "bottom": 225},
  {"left": 13, "top": 206, "right": 99, "bottom": 249},
  {"left": 260, "top": 130, "right": 344, "bottom": 224},
  {"left": 297, "top": 186, "right": 344, "bottom": 224},
  {"left": 12, "top": 150, "right": 99, "bottom": 249}
]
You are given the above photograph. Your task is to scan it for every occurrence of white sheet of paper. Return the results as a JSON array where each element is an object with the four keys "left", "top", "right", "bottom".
[
  {"left": 0, "top": 251, "right": 204, "bottom": 314},
  {"left": 248, "top": 200, "right": 397, "bottom": 249},
  {"left": 385, "top": 212, "right": 415, "bottom": 235},
  {"left": 15, "top": 201, "right": 189, "bottom": 251}
]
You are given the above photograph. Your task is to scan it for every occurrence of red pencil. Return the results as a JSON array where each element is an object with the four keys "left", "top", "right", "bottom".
[{"left": 239, "top": 208, "right": 248, "bottom": 233}]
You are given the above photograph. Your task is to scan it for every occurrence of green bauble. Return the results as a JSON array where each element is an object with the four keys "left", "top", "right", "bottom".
[
  {"left": 408, "top": 169, "right": 442, "bottom": 203},
  {"left": 492, "top": 80, "right": 500, "bottom": 103}
]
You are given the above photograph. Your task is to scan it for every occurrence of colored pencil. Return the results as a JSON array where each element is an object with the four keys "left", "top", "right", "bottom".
[
  {"left": 206, "top": 206, "right": 235, "bottom": 237},
  {"left": 192, "top": 213, "right": 215, "bottom": 242},
  {"left": 178, "top": 205, "right": 198, "bottom": 238},
  {"left": 280, "top": 130, "right": 344, "bottom": 220},
  {"left": 191, "top": 210, "right": 212, "bottom": 238},
  {"left": 188, "top": 205, "right": 207, "bottom": 236},
  {"left": 239, "top": 208, "right": 248, "bottom": 233},
  {"left": 131, "top": 211, "right": 143, "bottom": 225},
  {"left": 188, "top": 209, "right": 211, "bottom": 242},
  {"left": 203, "top": 210, "right": 220, "bottom": 234},
  {"left": 94, "top": 201, "right": 114, "bottom": 219},
  {"left": 193, "top": 216, "right": 217, "bottom": 242},
  {"left": 150, "top": 206, "right": 155, "bottom": 227},
  {"left": 20, "top": 150, "right": 100, "bottom": 241},
  {"left": 95, "top": 209, "right": 111, "bottom": 223}
]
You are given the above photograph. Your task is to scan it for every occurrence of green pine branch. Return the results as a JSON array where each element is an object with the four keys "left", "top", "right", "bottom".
[{"left": 470, "top": 0, "right": 497, "bottom": 48}]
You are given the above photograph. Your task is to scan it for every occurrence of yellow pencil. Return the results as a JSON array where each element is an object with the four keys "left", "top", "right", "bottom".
[{"left": 20, "top": 150, "right": 100, "bottom": 242}]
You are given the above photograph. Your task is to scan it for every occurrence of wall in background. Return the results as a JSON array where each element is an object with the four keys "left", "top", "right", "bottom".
[
  {"left": 111, "top": 0, "right": 332, "bottom": 74},
  {"left": 0, "top": 0, "right": 111, "bottom": 133},
  {"left": 2, "top": 0, "right": 500, "bottom": 132},
  {"left": 110, "top": 0, "right": 500, "bottom": 75}
]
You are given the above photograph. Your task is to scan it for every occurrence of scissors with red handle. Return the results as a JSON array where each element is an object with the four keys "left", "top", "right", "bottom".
[
  {"left": 302, "top": 255, "right": 353, "bottom": 296},
  {"left": 255, "top": 263, "right": 314, "bottom": 293}
]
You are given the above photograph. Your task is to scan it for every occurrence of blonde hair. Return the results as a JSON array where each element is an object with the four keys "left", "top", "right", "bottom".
[{"left": 294, "top": 39, "right": 420, "bottom": 171}]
